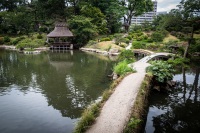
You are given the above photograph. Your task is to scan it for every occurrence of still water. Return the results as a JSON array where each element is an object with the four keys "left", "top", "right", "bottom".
[
  {"left": 0, "top": 50, "right": 114, "bottom": 133},
  {"left": 145, "top": 63, "right": 200, "bottom": 133}
]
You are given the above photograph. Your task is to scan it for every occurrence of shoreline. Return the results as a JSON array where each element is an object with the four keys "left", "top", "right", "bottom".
[
  {"left": 0, "top": 45, "right": 49, "bottom": 53},
  {"left": 80, "top": 47, "right": 120, "bottom": 56}
]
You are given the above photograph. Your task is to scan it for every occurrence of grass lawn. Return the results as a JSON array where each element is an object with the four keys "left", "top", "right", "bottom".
[
  {"left": 86, "top": 41, "right": 125, "bottom": 51},
  {"left": 163, "top": 34, "right": 179, "bottom": 43}
]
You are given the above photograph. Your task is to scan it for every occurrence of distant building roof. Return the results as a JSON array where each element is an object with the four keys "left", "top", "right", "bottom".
[{"left": 47, "top": 22, "right": 73, "bottom": 38}]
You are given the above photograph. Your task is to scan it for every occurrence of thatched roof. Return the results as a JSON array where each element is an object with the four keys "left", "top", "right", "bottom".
[{"left": 47, "top": 22, "right": 73, "bottom": 38}]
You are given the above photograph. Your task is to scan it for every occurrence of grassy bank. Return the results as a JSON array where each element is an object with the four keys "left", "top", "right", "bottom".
[
  {"left": 74, "top": 75, "right": 125, "bottom": 133},
  {"left": 124, "top": 73, "right": 153, "bottom": 133}
]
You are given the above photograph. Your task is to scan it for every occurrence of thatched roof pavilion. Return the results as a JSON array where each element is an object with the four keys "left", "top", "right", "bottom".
[
  {"left": 47, "top": 22, "right": 73, "bottom": 37},
  {"left": 47, "top": 22, "right": 74, "bottom": 50}
]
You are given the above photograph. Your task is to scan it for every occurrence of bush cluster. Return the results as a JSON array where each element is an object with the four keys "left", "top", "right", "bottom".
[
  {"left": 37, "top": 34, "right": 43, "bottom": 39},
  {"left": 147, "top": 61, "right": 175, "bottom": 83},
  {"left": 4, "top": 36, "right": 11, "bottom": 43},
  {"left": 12, "top": 36, "right": 25, "bottom": 45},
  {"left": 114, "top": 60, "right": 135, "bottom": 76},
  {"left": 118, "top": 50, "right": 135, "bottom": 63},
  {"left": 132, "top": 41, "right": 146, "bottom": 49}
]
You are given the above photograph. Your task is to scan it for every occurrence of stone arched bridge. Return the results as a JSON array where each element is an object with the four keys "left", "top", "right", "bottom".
[{"left": 133, "top": 49, "right": 154, "bottom": 55}]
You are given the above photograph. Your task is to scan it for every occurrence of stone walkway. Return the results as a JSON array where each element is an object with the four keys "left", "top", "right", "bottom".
[
  {"left": 86, "top": 62, "right": 150, "bottom": 133},
  {"left": 85, "top": 51, "right": 172, "bottom": 133}
]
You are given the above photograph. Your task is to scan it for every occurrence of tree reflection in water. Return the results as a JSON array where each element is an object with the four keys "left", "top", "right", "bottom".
[
  {"left": 145, "top": 66, "right": 200, "bottom": 133},
  {"left": 0, "top": 50, "right": 113, "bottom": 119}
]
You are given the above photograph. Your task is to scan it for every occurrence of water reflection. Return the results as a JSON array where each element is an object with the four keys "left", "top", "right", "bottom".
[
  {"left": 145, "top": 66, "right": 200, "bottom": 133},
  {"left": 0, "top": 50, "right": 114, "bottom": 133}
]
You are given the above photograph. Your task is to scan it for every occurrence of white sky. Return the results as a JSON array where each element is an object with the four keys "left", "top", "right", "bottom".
[{"left": 157, "top": 0, "right": 182, "bottom": 12}]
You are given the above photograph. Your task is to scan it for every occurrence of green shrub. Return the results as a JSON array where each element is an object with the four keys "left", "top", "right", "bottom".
[
  {"left": 113, "top": 33, "right": 123, "bottom": 38},
  {"left": 12, "top": 36, "right": 25, "bottom": 45},
  {"left": 132, "top": 41, "right": 146, "bottom": 49},
  {"left": 143, "top": 35, "right": 148, "bottom": 40},
  {"left": 74, "top": 103, "right": 100, "bottom": 133},
  {"left": 118, "top": 50, "right": 135, "bottom": 63},
  {"left": 126, "top": 118, "right": 141, "bottom": 130},
  {"left": 161, "top": 30, "right": 169, "bottom": 37},
  {"left": 39, "top": 26, "right": 48, "bottom": 33},
  {"left": 114, "top": 60, "right": 135, "bottom": 76},
  {"left": 127, "top": 35, "right": 132, "bottom": 40},
  {"left": 151, "top": 31, "right": 165, "bottom": 42},
  {"left": 16, "top": 42, "right": 27, "bottom": 49},
  {"left": 135, "top": 32, "right": 144, "bottom": 37},
  {"left": 108, "top": 35, "right": 114, "bottom": 40},
  {"left": 121, "top": 38, "right": 130, "bottom": 44},
  {"left": 0, "top": 37, "right": 4, "bottom": 44},
  {"left": 136, "top": 36, "right": 144, "bottom": 41},
  {"left": 100, "top": 37, "right": 111, "bottom": 42},
  {"left": 4, "top": 36, "right": 11, "bottom": 43},
  {"left": 147, "top": 37, "right": 153, "bottom": 43},
  {"left": 12, "top": 40, "right": 18, "bottom": 45},
  {"left": 119, "top": 43, "right": 127, "bottom": 48},
  {"left": 168, "top": 57, "right": 190, "bottom": 67},
  {"left": 37, "top": 34, "right": 43, "bottom": 39},
  {"left": 146, "top": 43, "right": 159, "bottom": 50},
  {"left": 147, "top": 61, "right": 175, "bottom": 83}
]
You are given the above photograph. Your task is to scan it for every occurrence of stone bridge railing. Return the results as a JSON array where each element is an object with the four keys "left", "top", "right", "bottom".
[{"left": 133, "top": 49, "right": 154, "bottom": 56}]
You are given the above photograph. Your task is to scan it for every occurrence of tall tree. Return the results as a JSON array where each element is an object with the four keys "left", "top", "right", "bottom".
[
  {"left": 177, "top": 0, "right": 200, "bottom": 57},
  {"left": 122, "top": 0, "right": 153, "bottom": 30},
  {"left": 0, "top": 0, "right": 24, "bottom": 11},
  {"left": 89, "top": 0, "right": 125, "bottom": 33},
  {"left": 35, "top": 0, "right": 66, "bottom": 19},
  {"left": 81, "top": 5, "right": 108, "bottom": 34}
]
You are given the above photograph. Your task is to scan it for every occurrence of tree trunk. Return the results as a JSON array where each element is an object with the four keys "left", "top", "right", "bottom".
[
  {"left": 184, "top": 25, "right": 194, "bottom": 58},
  {"left": 182, "top": 67, "right": 186, "bottom": 103}
]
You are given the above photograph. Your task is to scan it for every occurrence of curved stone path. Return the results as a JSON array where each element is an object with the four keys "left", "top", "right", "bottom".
[
  {"left": 86, "top": 52, "right": 171, "bottom": 133},
  {"left": 86, "top": 62, "right": 149, "bottom": 133}
]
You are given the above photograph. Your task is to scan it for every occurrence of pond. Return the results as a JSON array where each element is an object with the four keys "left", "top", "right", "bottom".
[
  {"left": 0, "top": 49, "right": 114, "bottom": 133},
  {"left": 145, "top": 61, "right": 200, "bottom": 133}
]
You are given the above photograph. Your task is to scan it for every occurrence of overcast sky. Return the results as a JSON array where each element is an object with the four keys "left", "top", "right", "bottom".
[{"left": 157, "top": 0, "right": 182, "bottom": 12}]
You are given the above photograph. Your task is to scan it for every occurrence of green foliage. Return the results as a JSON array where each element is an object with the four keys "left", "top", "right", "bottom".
[
  {"left": 16, "top": 37, "right": 45, "bottom": 49},
  {"left": 120, "top": 38, "right": 130, "bottom": 44},
  {"left": 68, "top": 15, "right": 98, "bottom": 46},
  {"left": 114, "top": 60, "right": 135, "bottom": 76},
  {"left": 100, "top": 37, "right": 111, "bottom": 42},
  {"left": 4, "top": 36, "right": 11, "bottom": 43},
  {"left": 81, "top": 5, "right": 108, "bottom": 34},
  {"left": 127, "top": 35, "right": 132, "bottom": 40},
  {"left": 146, "top": 43, "right": 160, "bottom": 50},
  {"left": 123, "top": 0, "right": 153, "bottom": 31},
  {"left": 147, "top": 61, "right": 175, "bottom": 83},
  {"left": 0, "top": 37, "right": 4, "bottom": 44},
  {"left": 119, "top": 43, "right": 127, "bottom": 48},
  {"left": 12, "top": 36, "right": 25, "bottom": 45},
  {"left": 168, "top": 57, "right": 190, "bottom": 67},
  {"left": 136, "top": 36, "right": 144, "bottom": 41},
  {"left": 151, "top": 31, "right": 165, "bottom": 42},
  {"left": 118, "top": 50, "right": 135, "bottom": 63},
  {"left": 132, "top": 41, "right": 146, "bottom": 49},
  {"left": 147, "top": 37, "right": 153, "bottom": 42},
  {"left": 189, "top": 39, "right": 200, "bottom": 53},
  {"left": 74, "top": 103, "right": 100, "bottom": 133},
  {"left": 127, "top": 118, "right": 141, "bottom": 130},
  {"left": 115, "top": 35, "right": 123, "bottom": 45},
  {"left": 37, "top": 34, "right": 43, "bottom": 39},
  {"left": 87, "top": 40, "right": 97, "bottom": 46}
]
